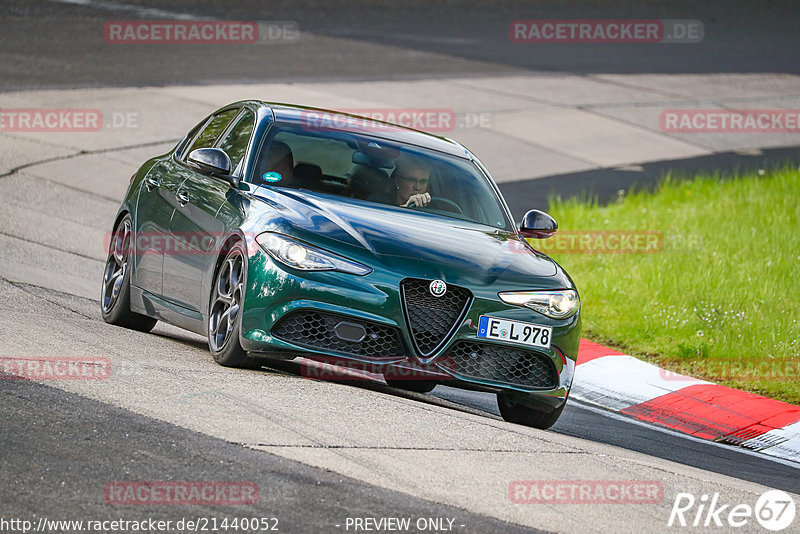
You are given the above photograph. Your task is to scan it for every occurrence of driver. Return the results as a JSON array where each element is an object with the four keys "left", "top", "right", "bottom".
[{"left": 369, "top": 155, "right": 431, "bottom": 208}]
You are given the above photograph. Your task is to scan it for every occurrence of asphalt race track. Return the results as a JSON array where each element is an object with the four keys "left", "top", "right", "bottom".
[
  {"left": 3, "top": 0, "right": 800, "bottom": 91},
  {"left": 1, "top": 1, "right": 799, "bottom": 533}
]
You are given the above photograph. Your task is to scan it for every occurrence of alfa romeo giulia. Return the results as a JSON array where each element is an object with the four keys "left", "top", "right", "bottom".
[{"left": 101, "top": 101, "right": 581, "bottom": 428}]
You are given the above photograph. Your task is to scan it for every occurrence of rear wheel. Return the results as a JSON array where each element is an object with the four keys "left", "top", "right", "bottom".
[
  {"left": 497, "top": 392, "right": 566, "bottom": 429},
  {"left": 100, "top": 214, "right": 157, "bottom": 332},
  {"left": 208, "top": 242, "right": 262, "bottom": 369},
  {"left": 384, "top": 378, "right": 436, "bottom": 393}
]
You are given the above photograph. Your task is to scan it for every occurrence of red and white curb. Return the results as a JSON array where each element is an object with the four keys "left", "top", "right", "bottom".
[{"left": 573, "top": 339, "right": 800, "bottom": 463}]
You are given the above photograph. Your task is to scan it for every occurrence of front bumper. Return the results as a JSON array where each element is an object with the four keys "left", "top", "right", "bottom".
[{"left": 239, "top": 250, "right": 580, "bottom": 409}]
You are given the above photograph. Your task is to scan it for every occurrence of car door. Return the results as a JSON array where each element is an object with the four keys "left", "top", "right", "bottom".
[
  {"left": 132, "top": 152, "right": 196, "bottom": 297},
  {"left": 161, "top": 108, "right": 254, "bottom": 313}
]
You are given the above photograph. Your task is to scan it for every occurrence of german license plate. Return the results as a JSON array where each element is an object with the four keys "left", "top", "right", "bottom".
[{"left": 477, "top": 316, "right": 552, "bottom": 349}]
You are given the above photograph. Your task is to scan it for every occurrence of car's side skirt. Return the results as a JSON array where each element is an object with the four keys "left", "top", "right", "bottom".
[{"left": 130, "top": 285, "right": 205, "bottom": 336}]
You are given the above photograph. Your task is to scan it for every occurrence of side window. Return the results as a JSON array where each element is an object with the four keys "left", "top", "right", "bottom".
[
  {"left": 218, "top": 109, "right": 255, "bottom": 172},
  {"left": 185, "top": 109, "right": 240, "bottom": 156}
]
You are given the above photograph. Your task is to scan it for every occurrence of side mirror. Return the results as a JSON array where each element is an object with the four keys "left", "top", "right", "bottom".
[
  {"left": 519, "top": 209, "right": 557, "bottom": 239},
  {"left": 187, "top": 148, "right": 239, "bottom": 187}
]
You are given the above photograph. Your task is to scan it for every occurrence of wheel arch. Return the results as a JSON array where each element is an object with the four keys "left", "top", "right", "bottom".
[
  {"left": 111, "top": 208, "right": 130, "bottom": 233},
  {"left": 205, "top": 231, "right": 248, "bottom": 317}
]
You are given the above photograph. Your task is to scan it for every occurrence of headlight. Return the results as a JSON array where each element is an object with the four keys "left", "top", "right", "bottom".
[
  {"left": 255, "top": 232, "right": 372, "bottom": 275},
  {"left": 498, "top": 289, "right": 580, "bottom": 319}
]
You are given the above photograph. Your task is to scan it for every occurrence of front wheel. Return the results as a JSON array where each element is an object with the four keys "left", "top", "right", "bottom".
[
  {"left": 100, "top": 214, "right": 157, "bottom": 332},
  {"left": 497, "top": 392, "right": 566, "bottom": 429},
  {"left": 208, "top": 242, "right": 262, "bottom": 369}
]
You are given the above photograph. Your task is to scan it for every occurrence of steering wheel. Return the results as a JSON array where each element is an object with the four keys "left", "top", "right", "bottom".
[{"left": 410, "top": 196, "right": 463, "bottom": 214}]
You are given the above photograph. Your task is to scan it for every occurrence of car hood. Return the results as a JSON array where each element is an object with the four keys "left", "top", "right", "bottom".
[{"left": 249, "top": 188, "right": 563, "bottom": 287}]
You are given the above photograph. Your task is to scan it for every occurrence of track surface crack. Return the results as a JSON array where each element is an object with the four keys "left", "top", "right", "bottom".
[{"left": 0, "top": 138, "right": 177, "bottom": 179}]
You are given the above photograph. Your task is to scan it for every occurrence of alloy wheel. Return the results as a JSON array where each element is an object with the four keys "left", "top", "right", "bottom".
[
  {"left": 101, "top": 218, "right": 132, "bottom": 313},
  {"left": 209, "top": 249, "right": 244, "bottom": 352}
]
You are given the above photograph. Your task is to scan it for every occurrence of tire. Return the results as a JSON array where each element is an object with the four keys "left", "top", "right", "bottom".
[
  {"left": 101, "top": 214, "right": 158, "bottom": 333},
  {"left": 497, "top": 392, "right": 566, "bottom": 430},
  {"left": 207, "top": 242, "right": 262, "bottom": 369},
  {"left": 384, "top": 378, "right": 436, "bottom": 393}
]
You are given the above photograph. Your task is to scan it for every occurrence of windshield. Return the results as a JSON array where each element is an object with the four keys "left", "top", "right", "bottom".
[{"left": 251, "top": 123, "right": 512, "bottom": 230}]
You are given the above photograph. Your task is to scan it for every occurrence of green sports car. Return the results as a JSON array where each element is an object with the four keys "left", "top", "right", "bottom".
[{"left": 101, "top": 101, "right": 581, "bottom": 429}]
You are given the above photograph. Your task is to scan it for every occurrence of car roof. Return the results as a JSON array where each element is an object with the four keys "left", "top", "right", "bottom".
[{"left": 241, "top": 101, "right": 472, "bottom": 159}]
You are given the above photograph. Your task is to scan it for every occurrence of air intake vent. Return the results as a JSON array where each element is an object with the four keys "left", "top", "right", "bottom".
[
  {"left": 400, "top": 278, "right": 472, "bottom": 357},
  {"left": 437, "top": 341, "right": 558, "bottom": 389},
  {"left": 273, "top": 310, "right": 406, "bottom": 359}
]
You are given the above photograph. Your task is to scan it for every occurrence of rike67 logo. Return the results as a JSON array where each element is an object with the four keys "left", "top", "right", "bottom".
[{"left": 668, "top": 490, "right": 796, "bottom": 531}]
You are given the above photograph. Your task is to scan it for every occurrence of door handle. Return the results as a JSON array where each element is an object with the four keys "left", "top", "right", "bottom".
[
  {"left": 177, "top": 190, "right": 190, "bottom": 206},
  {"left": 145, "top": 177, "right": 159, "bottom": 191}
]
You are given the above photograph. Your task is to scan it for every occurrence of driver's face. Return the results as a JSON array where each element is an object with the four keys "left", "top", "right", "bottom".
[{"left": 395, "top": 166, "right": 430, "bottom": 202}]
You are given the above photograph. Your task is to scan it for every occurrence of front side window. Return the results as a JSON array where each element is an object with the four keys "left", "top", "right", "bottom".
[
  {"left": 185, "top": 108, "right": 240, "bottom": 156},
  {"left": 218, "top": 109, "right": 255, "bottom": 172}
]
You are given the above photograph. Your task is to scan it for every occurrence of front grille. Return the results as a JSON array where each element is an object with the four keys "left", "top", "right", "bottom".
[
  {"left": 272, "top": 311, "right": 406, "bottom": 359},
  {"left": 437, "top": 341, "right": 558, "bottom": 389},
  {"left": 400, "top": 278, "right": 472, "bottom": 357}
]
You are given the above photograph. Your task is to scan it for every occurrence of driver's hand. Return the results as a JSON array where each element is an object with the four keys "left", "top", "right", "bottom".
[{"left": 404, "top": 193, "right": 431, "bottom": 208}]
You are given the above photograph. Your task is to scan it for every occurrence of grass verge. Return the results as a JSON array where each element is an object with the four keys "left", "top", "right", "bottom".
[{"left": 543, "top": 166, "right": 800, "bottom": 404}]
